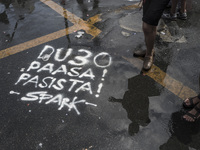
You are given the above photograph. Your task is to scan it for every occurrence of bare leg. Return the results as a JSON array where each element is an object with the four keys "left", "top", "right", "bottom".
[
  {"left": 171, "top": 0, "right": 179, "bottom": 14},
  {"left": 143, "top": 22, "right": 156, "bottom": 57},
  {"left": 142, "top": 22, "right": 156, "bottom": 70},
  {"left": 180, "top": 0, "right": 187, "bottom": 13}
]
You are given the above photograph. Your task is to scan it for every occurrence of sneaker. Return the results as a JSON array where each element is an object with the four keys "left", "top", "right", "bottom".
[
  {"left": 162, "top": 13, "right": 177, "bottom": 21},
  {"left": 177, "top": 12, "right": 187, "bottom": 20}
]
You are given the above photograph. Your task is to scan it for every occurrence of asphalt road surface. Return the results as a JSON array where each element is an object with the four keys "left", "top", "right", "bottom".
[{"left": 0, "top": 0, "right": 200, "bottom": 149}]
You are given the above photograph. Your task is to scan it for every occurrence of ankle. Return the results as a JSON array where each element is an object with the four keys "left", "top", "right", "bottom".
[
  {"left": 170, "top": 10, "right": 176, "bottom": 15},
  {"left": 145, "top": 55, "right": 153, "bottom": 58},
  {"left": 180, "top": 9, "right": 187, "bottom": 14},
  {"left": 146, "top": 51, "right": 154, "bottom": 57}
]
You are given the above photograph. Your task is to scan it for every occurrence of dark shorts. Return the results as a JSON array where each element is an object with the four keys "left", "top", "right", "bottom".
[{"left": 142, "top": 0, "right": 170, "bottom": 26}]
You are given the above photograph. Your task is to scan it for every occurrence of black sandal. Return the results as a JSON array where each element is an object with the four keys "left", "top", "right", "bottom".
[
  {"left": 183, "top": 106, "right": 200, "bottom": 122},
  {"left": 183, "top": 94, "right": 200, "bottom": 108}
]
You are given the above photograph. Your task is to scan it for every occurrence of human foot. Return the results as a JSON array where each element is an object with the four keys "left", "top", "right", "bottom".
[
  {"left": 177, "top": 11, "right": 187, "bottom": 20},
  {"left": 183, "top": 95, "right": 200, "bottom": 108},
  {"left": 143, "top": 55, "right": 153, "bottom": 71},
  {"left": 162, "top": 12, "right": 177, "bottom": 21},
  {"left": 183, "top": 104, "right": 200, "bottom": 122}
]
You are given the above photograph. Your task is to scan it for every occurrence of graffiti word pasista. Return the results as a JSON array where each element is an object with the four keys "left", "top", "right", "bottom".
[{"left": 12, "top": 45, "right": 112, "bottom": 115}]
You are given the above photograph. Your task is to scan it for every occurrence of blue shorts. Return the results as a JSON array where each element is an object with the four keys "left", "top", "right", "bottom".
[{"left": 142, "top": 0, "right": 170, "bottom": 26}]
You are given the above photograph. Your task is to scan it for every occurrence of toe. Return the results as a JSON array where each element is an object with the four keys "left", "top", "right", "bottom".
[{"left": 184, "top": 98, "right": 190, "bottom": 105}]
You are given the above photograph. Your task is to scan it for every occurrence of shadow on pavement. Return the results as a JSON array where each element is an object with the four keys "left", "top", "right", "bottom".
[
  {"left": 160, "top": 110, "right": 200, "bottom": 150},
  {"left": 109, "top": 73, "right": 161, "bottom": 135}
]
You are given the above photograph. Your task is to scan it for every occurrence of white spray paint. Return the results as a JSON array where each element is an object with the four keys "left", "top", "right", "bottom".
[
  {"left": 79, "top": 68, "right": 95, "bottom": 80},
  {"left": 95, "top": 69, "right": 107, "bottom": 97},
  {"left": 68, "top": 79, "right": 84, "bottom": 92},
  {"left": 75, "top": 31, "right": 84, "bottom": 38},
  {"left": 95, "top": 83, "right": 103, "bottom": 98},
  {"left": 75, "top": 82, "right": 93, "bottom": 94},
  {"left": 21, "top": 91, "right": 53, "bottom": 103},
  {"left": 21, "top": 92, "right": 97, "bottom": 115},
  {"left": 93, "top": 52, "right": 112, "bottom": 68},
  {"left": 37, "top": 63, "right": 54, "bottom": 73},
  {"left": 101, "top": 69, "right": 108, "bottom": 81},
  {"left": 15, "top": 73, "right": 31, "bottom": 85},
  {"left": 68, "top": 49, "right": 92, "bottom": 66},
  {"left": 20, "top": 68, "right": 25, "bottom": 72},
  {"left": 10, "top": 91, "right": 20, "bottom": 95},
  {"left": 54, "top": 48, "right": 73, "bottom": 62},
  {"left": 13, "top": 45, "right": 113, "bottom": 115},
  {"left": 37, "top": 45, "right": 55, "bottom": 61},
  {"left": 85, "top": 102, "right": 97, "bottom": 107},
  {"left": 27, "top": 61, "right": 41, "bottom": 72},
  {"left": 39, "top": 143, "right": 43, "bottom": 148}
]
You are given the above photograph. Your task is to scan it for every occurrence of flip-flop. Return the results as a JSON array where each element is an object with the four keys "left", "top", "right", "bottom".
[
  {"left": 182, "top": 106, "right": 200, "bottom": 122},
  {"left": 183, "top": 96, "right": 200, "bottom": 108}
]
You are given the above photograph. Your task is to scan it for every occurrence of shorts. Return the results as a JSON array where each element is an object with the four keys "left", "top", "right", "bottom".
[{"left": 142, "top": 0, "right": 170, "bottom": 26}]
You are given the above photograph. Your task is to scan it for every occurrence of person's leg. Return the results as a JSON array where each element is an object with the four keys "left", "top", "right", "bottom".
[
  {"left": 171, "top": 0, "right": 179, "bottom": 14},
  {"left": 134, "top": 0, "right": 170, "bottom": 70},
  {"left": 162, "top": 0, "right": 179, "bottom": 20},
  {"left": 143, "top": 22, "right": 156, "bottom": 57},
  {"left": 142, "top": 22, "right": 156, "bottom": 70},
  {"left": 180, "top": 0, "right": 187, "bottom": 13},
  {"left": 177, "top": 0, "right": 187, "bottom": 19}
]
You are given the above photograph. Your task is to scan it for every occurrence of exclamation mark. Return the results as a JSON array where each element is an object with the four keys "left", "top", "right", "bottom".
[
  {"left": 101, "top": 69, "right": 108, "bottom": 81},
  {"left": 95, "top": 69, "right": 107, "bottom": 98}
]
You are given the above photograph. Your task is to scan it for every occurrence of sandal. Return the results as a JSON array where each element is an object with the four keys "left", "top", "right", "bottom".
[
  {"left": 183, "top": 95, "right": 200, "bottom": 108},
  {"left": 182, "top": 106, "right": 200, "bottom": 122}
]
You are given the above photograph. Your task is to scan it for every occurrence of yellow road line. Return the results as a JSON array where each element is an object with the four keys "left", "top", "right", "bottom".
[
  {"left": 0, "top": 5, "right": 102, "bottom": 59},
  {"left": 123, "top": 56, "right": 198, "bottom": 100},
  {"left": 40, "top": 0, "right": 101, "bottom": 38},
  {"left": 0, "top": 1, "right": 140, "bottom": 59},
  {"left": 144, "top": 66, "right": 197, "bottom": 100},
  {"left": 87, "top": 14, "right": 102, "bottom": 25},
  {"left": 0, "top": 26, "right": 78, "bottom": 59},
  {"left": 115, "top": 2, "right": 141, "bottom": 12}
]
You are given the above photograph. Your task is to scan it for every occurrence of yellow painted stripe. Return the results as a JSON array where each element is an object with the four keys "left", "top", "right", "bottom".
[
  {"left": 87, "top": 14, "right": 102, "bottom": 25},
  {"left": 115, "top": 2, "right": 141, "bottom": 13},
  {"left": 0, "top": 26, "right": 78, "bottom": 59},
  {"left": 41, "top": 0, "right": 82, "bottom": 24},
  {"left": 0, "top": 2, "right": 140, "bottom": 59},
  {"left": 144, "top": 66, "right": 197, "bottom": 100},
  {"left": 40, "top": 0, "right": 101, "bottom": 38},
  {"left": 0, "top": 2, "right": 103, "bottom": 59},
  {"left": 123, "top": 56, "right": 198, "bottom": 100}
]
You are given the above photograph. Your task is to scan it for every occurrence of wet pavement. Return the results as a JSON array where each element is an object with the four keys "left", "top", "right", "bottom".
[{"left": 0, "top": 0, "right": 200, "bottom": 149}]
